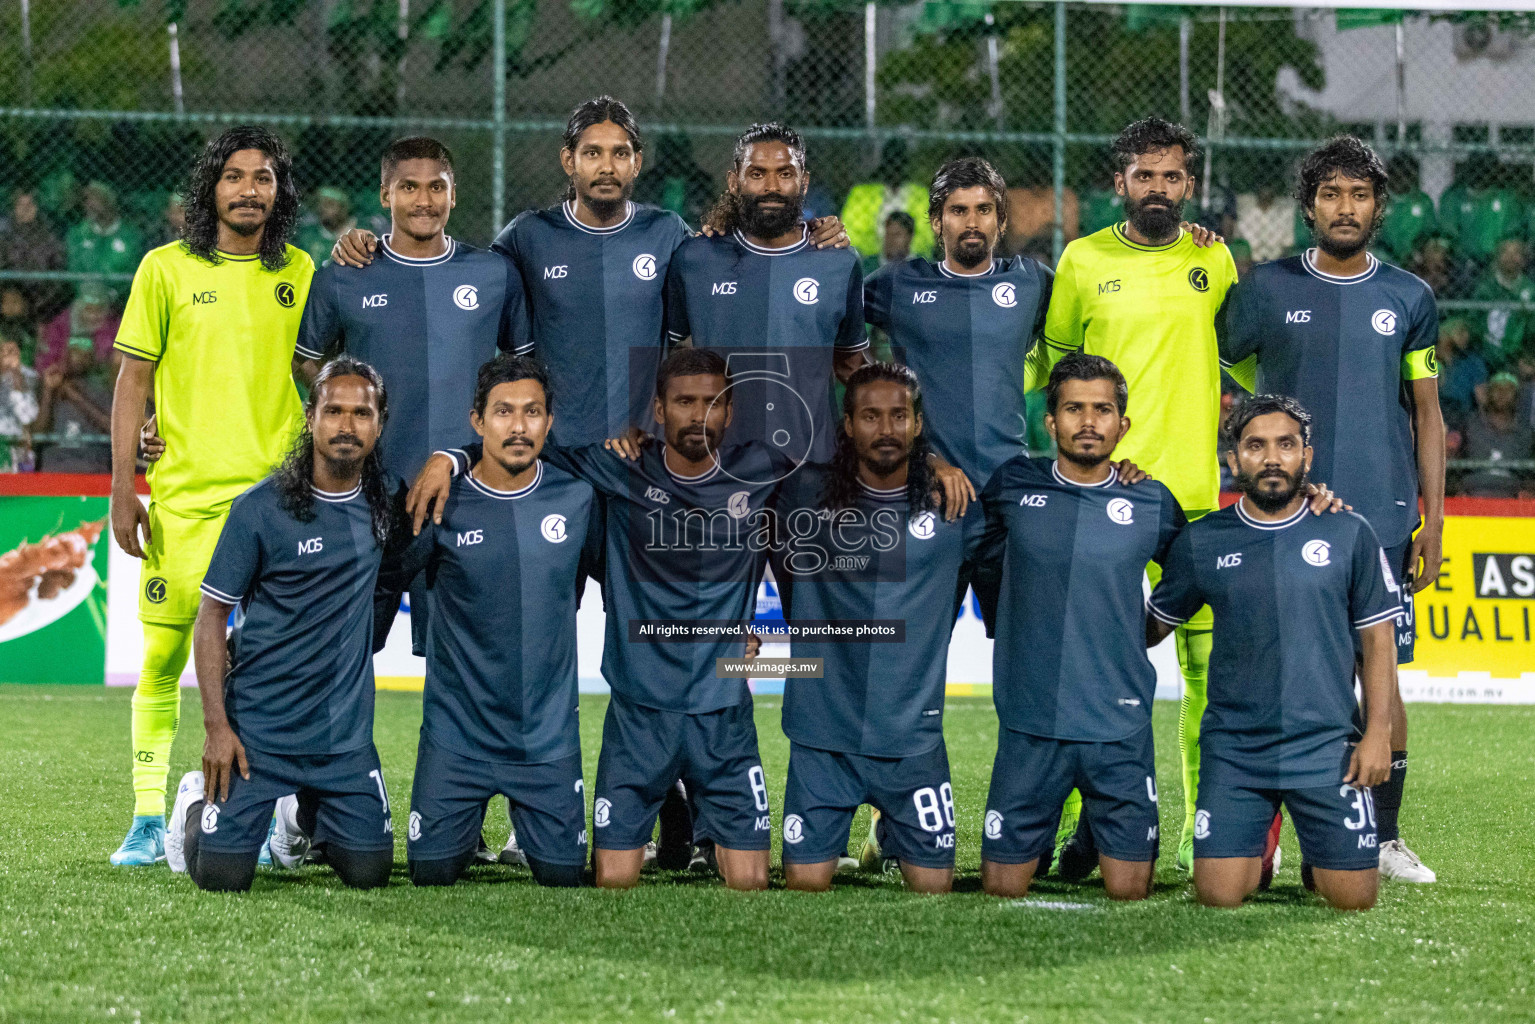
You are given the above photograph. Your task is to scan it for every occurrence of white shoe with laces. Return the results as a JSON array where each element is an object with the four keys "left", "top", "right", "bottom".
[
  {"left": 166, "top": 770, "right": 204, "bottom": 874},
  {"left": 1379, "top": 839, "right": 1436, "bottom": 882},
  {"left": 269, "top": 795, "right": 311, "bottom": 870}
]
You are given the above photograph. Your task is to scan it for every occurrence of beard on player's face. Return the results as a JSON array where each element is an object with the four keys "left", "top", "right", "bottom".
[
  {"left": 220, "top": 198, "right": 268, "bottom": 237},
  {"left": 736, "top": 187, "right": 805, "bottom": 238},
  {"left": 1236, "top": 463, "right": 1307, "bottom": 513},
  {"left": 1311, "top": 210, "right": 1378, "bottom": 261},
  {"left": 577, "top": 173, "right": 634, "bottom": 221},
  {"left": 670, "top": 421, "right": 723, "bottom": 462},
  {"left": 493, "top": 431, "right": 540, "bottom": 475},
  {"left": 948, "top": 229, "right": 993, "bottom": 269},
  {"left": 856, "top": 434, "right": 910, "bottom": 476},
  {"left": 1124, "top": 191, "right": 1183, "bottom": 240}
]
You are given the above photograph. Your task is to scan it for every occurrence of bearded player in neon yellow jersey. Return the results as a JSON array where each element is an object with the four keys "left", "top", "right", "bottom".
[
  {"left": 107, "top": 127, "right": 314, "bottom": 865},
  {"left": 1026, "top": 117, "right": 1241, "bottom": 873}
]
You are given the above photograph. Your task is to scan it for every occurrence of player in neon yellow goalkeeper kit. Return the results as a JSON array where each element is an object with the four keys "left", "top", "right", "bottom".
[
  {"left": 1026, "top": 117, "right": 1240, "bottom": 873},
  {"left": 107, "top": 127, "right": 314, "bottom": 866}
]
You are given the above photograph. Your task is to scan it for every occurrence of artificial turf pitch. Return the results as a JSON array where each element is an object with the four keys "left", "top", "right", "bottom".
[{"left": 0, "top": 685, "right": 1530, "bottom": 1023}]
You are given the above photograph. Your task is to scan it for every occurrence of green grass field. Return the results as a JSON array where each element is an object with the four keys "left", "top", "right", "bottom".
[{"left": 1, "top": 685, "right": 1531, "bottom": 1023}]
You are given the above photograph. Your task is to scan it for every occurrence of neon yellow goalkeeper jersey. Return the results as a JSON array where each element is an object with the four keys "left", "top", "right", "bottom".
[
  {"left": 1039, "top": 224, "right": 1238, "bottom": 512},
  {"left": 115, "top": 243, "right": 313, "bottom": 518}
]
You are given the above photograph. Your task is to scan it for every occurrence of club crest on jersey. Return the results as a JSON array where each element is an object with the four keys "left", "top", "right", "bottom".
[
  {"left": 991, "top": 282, "right": 1017, "bottom": 308},
  {"left": 908, "top": 510, "right": 937, "bottom": 540},
  {"left": 1187, "top": 267, "right": 1209, "bottom": 292},
  {"left": 408, "top": 811, "right": 421, "bottom": 840},
  {"left": 145, "top": 577, "right": 168, "bottom": 604},
  {"left": 1194, "top": 809, "right": 1210, "bottom": 839},
  {"left": 783, "top": 814, "right": 805, "bottom": 844},
  {"left": 201, "top": 804, "right": 220, "bottom": 834},
  {"left": 632, "top": 253, "right": 657, "bottom": 281},
  {"left": 274, "top": 282, "right": 296, "bottom": 308},
  {"left": 984, "top": 809, "right": 1003, "bottom": 840},
  {"left": 541, "top": 513, "right": 568, "bottom": 543},
  {"left": 793, "top": 277, "right": 820, "bottom": 305},
  {"left": 1302, "top": 539, "right": 1332, "bottom": 567},
  {"left": 1371, "top": 309, "right": 1398, "bottom": 335},
  {"left": 727, "top": 491, "right": 752, "bottom": 519},
  {"left": 1106, "top": 498, "right": 1135, "bottom": 525},
  {"left": 453, "top": 284, "right": 479, "bottom": 310},
  {"left": 593, "top": 798, "right": 611, "bottom": 828}
]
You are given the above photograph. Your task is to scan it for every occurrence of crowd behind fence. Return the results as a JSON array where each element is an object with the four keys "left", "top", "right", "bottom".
[{"left": 2, "top": 1, "right": 1534, "bottom": 495}]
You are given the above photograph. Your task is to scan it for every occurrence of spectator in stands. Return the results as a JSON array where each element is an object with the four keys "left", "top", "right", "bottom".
[
  {"left": 863, "top": 210, "right": 916, "bottom": 276},
  {"left": 1435, "top": 316, "right": 1487, "bottom": 433},
  {"left": 0, "top": 287, "right": 39, "bottom": 365},
  {"left": 0, "top": 335, "right": 39, "bottom": 472},
  {"left": 1005, "top": 175, "right": 1078, "bottom": 262},
  {"left": 66, "top": 182, "right": 144, "bottom": 297},
  {"left": 634, "top": 133, "right": 716, "bottom": 229},
  {"left": 842, "top": 139, "right": 936, "bottom": 265},
  {"left": 35, "top": 336, "right": 114, "bottom": 473},
  {"left": 147, "top": 192, "right": 187, "bottom": 250},
  {"left": 0, "top": 189, "right": 69, "bottom": 322},
  {"left": 1409, "top": 235, "right": 1475, "bottom": 300},
  {"left": 1235, "top": 157, "right": 1297, "bottom": 263},
  {"left": 296, "top": 187, "right": 356, "bottom": 268},
  {"left": 1440, "top": 153, "right": 1526, "bottom": 268},
  {"left": 1472, "top": 237, "right": 1534, "bottom": 369},
  {"left": 37, "top": 284, "right": 119, "bottom": 373},
  {"left": 1379, "top": 155, "right": 1437, "bottom": 265},
  {"left": 1513, "top": 350, "right": 1535, "bottom": 431},
  {"left": 1458, "top": 372, "right": 1534, "bottom": 498}
]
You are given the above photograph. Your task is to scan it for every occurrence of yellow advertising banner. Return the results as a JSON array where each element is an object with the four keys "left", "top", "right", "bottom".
[{"left": 1411, "top": 513, "right": 1535, "bottom": 677}]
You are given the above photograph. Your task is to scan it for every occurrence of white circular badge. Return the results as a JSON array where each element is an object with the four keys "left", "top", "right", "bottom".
[
  {"left": 793, "top": 277, "right": 820, "bottom": 305},
  {"left": 908, "top": 511, "right": 937, "bottom": 540},
  {"left": 1302, "top": 539, "right": 1332, "bottom": 566},
  {"left": 632, "top": 253, "right": 657, "bottom": 280},
  {"left": 1371, "top": 309, "right": 1397, "bottom": 336},
  {"left": 541, "top": 514, "right": 568, "bottom": 543},
  {"left": 992, "top": 281, "right": 1017, "bottom": 308},
  {"left": 1106, "top": 497, "right": 1135, "bottom": 525},
  {"left": 453, "top": 284, "right": 479, "bottom": 310},
  {"left": 783, "top": 814, "right": 805, "bottom": 844}
]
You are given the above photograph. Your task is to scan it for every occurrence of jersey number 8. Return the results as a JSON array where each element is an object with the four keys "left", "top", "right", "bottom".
[{"left": 914, "top": 784, "right": 955, "bottom": 833}]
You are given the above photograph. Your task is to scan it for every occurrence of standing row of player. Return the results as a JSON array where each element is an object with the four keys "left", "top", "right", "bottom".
[{"left": 106, "top": 94, "right": 1443, "bottom": 901}]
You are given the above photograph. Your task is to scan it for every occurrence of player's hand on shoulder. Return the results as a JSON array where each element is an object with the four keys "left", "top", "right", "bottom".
[
  {"left": 1114, "top": 458, "right": 1150, "bottom": 485},
  {"left": 807, "top": 215, "right": 850, "bottom": 250},
  {"left": 928, "top": 455, "right": 974, "bottom": 521},
  {"left": 138, "top": 414, "right": 164, "bottom": 464},
  {"left": 603, "top": 427, "right": 651, "bottom": 461},
  {"left": 331, "top": 228, "right": 378, "bottom": 269},
  {"left": 407, "top": 453, "right": 456, "bottom": 535},
  {"left": 1304, "top": 481, "right": 1351, "bottom": 515},
  {"left": 1183, "top": 222, "right": 1224, "bottom": 248}
]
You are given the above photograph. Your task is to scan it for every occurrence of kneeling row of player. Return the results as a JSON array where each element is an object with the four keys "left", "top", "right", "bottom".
[{"left": 165, "top": 347, "right": 1401, "bottom": 910}]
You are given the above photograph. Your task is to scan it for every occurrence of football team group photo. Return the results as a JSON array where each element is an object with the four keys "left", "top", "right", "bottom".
[{"left": 100, "top": 96, "right": 1442, "bottom": 915}]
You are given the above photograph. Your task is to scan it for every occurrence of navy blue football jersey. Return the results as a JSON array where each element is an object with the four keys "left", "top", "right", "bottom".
[
  {"left": 1219, "top": 250, "right": 1439, "bottom": 548},
  {"left": 200, "top": 476, "right": 397, "bottom": 756},
  {"left": 865, "top": 256, "right": 1053, "bottom": 485},
  {"left": 774, "top": 465, "right": 972, "bottom": 758},
  {"left": 495, "top": 202, "right": 691, "bottom": 446},
  {"left": 975, "top": 458, "right": 1184, "bottom": 742},
  {"left": 295, "top": 236, "right": 530, "bottom": 482},
  {"left": 1148, "top": 501, "right": 1400, "bottom": 788},
  {"left": 541, "top": 440, "right": 797, "bottom": 714},
  {"left": 389, "top": 462, "right": 597, "bottom": 764},
  {"left": 665, "top": 227, "right": 866, "bottom": 463}
]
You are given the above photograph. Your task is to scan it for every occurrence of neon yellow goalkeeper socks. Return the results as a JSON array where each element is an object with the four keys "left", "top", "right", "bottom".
[{"left": 130, "top": 621, "right": 193, "bottom": 817}]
